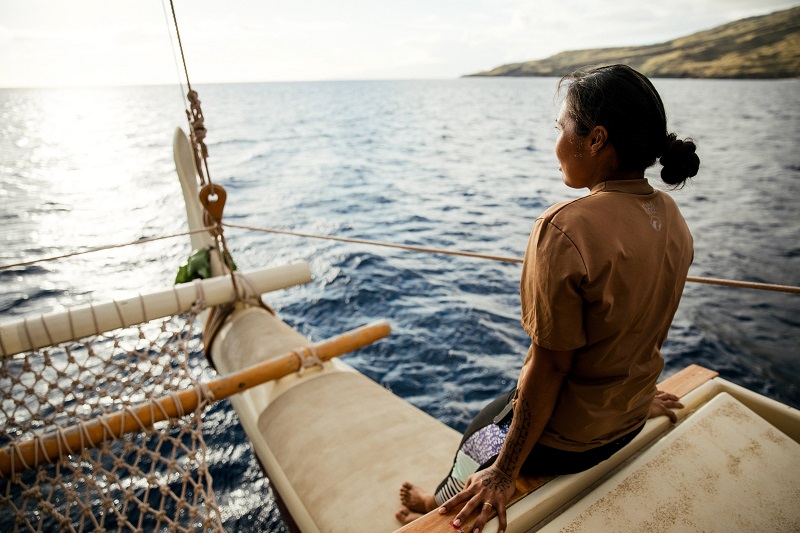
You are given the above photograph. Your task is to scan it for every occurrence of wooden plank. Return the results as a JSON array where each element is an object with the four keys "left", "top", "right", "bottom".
[
  {"left": 394, "top": 475, "right": 553, "bottom": 533},
  {"left": 657, "top": 364, "right": 718, "bottom": 398},
  {"left": 392, "top": 365, "right": 718, "bottom": 533}
]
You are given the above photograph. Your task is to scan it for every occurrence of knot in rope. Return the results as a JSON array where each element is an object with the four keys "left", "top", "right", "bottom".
[
  {"left": 190, "top": 278, "right": 207, "bottom": 315},
  {"left": 197, "top": 382, "right": 216, "bottom": 406},
  {"left": 186, "top": 89, "right": 209, "bottom": 183},
  {"left": 291, "top": 346, "right": 325, "bottom": 377}
]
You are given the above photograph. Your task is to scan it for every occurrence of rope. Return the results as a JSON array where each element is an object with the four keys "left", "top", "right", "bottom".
[
  {"left": 159, "top": 0, "right": 189, "bottom": 109},
  {"left": 222, "top": 222, "right": 522, "bottom": 264},
  {"left": 1, "top": 216, "right": 795, "bottom": 294},
  {"left": 167, "top": 0, "right": 192, "bottom": 93},
  {"left": 683, "top": 275, "right": 800, "bottom": 293},
  {"left": 166, "top": 0, "right": 212, "bottom": 187},
  {"left": 0, "top": 227, "right": 217, "bottom": 271},
  {"left": 291, "top": 346, "right": 325, "bottom": 377},
  {"left": 222, "top": 222, "right": 800, "bottom": 294}
]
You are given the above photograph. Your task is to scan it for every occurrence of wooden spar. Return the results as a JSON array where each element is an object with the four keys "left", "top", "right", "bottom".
[
  {"left": 0, "top": 263, "right": 311, "bottom": 358},
  {"left": 0, "top": 320, "right": 391, "bottom": 479}
]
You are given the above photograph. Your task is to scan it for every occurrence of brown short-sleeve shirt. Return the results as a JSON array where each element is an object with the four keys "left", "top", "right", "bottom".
[{"left": 520, "top": 179, "right": 693, "bottom": 451}]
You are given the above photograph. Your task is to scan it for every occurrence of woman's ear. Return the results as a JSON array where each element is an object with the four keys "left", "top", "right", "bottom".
[{"left": 589, "top": 125, "right": 609, "bottom": 154}]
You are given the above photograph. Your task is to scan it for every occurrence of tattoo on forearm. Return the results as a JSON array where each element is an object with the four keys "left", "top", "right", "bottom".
[{"left": 495, "top": 395, "right": 532, "bottom": 476}]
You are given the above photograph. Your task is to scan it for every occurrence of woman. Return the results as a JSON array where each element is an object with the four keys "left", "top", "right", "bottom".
[{"left": 395, "top": 64, "right": 699, "bottom": 532}]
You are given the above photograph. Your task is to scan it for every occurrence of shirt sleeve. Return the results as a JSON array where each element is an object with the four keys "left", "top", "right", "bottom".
[{"left": 520, "top": 217, "right": 587, "bottom": 351}]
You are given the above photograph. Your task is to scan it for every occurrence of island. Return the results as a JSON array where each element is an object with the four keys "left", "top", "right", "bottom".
[{"left": 466, "top": 6, "right": 799, "bottom": 79}]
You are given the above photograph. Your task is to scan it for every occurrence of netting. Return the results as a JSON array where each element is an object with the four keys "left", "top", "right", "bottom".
[{"left": 0, "top": 308, "right": 223, "bottom": 532}]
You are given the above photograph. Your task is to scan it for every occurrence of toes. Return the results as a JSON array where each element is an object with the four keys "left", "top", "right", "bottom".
[
  {"left": 395, "top": 507, "right": 422, "bottom": 525},
  {"left": 399, "top": 482, "right": 415, "bottom": 505}
]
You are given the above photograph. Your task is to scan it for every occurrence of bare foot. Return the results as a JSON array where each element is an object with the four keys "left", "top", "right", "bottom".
[
  {"left": 395, "top": 506, "right": 424, "bottom": 525},
  {"left": 399, "top": 481, "right": 436, "bottom": 513}
]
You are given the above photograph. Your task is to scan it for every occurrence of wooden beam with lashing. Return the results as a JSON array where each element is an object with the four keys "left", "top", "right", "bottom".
[
  {"left": 392, "top": 364, "right": 719, "bottom": 533},
  {"left": 0, "top": 321, "right": 390, "bottom": 479}
]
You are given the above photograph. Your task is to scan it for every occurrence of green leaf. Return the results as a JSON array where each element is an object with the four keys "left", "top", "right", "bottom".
[{"left": 175, "top": 247, "right": 213, "bottom": 284}]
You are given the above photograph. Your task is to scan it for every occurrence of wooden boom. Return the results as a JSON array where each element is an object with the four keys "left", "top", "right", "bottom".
[{"left": 0, "top": 320, "right": 391, "bottom": 478}]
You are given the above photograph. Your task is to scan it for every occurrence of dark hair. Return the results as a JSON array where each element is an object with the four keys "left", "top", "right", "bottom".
[{"left": 558, "top": 64, "right": 699, "bottom": 186}]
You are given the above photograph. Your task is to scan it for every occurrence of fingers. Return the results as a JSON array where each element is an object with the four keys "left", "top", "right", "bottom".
[
  {"left": 651, "top": 390, "right": 684, "bottom": 423},
  {"left": 469, "top": 501, "right": 495, "bottom": 533},
  {"left": 439, "top": 488, "right": 471, "bottom": 515},
  {"left": 497, "top": 500, "right": 507, "bottom": 533},
  {"left": 454, "top": 499, "right": 507, "bottom": 533},
  {"left": 453, "top": 496, "right": 483, "bottom": 529},
  {"left": 655, "top": 390, "right": 680, "bottom": 401},
  {"left": 656, "top": 392, "right": 684, "bottom": 406},
  {"left": 440, "top": 469, "right": 513, "bottom": 532}
]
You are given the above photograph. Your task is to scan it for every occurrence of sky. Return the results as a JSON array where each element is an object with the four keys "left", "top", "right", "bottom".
[{"left": 0, "top": 0, "right": 797, "bottom": 87}]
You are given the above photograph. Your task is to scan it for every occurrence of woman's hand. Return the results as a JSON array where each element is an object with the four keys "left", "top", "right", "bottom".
[
  {"left": 648, "top": 390, "right": 684, "bottom": 423},
  {"left": 438, "top": 464, "right": 516, "bottom": 533}
]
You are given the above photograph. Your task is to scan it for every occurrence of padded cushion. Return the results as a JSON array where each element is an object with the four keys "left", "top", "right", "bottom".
[{"left": 258, "top": 371, "right": 461, "bottom": 532}]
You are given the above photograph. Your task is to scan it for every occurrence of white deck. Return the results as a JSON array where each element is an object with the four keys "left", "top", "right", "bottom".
[{"left": 540, "top": 392, "right": 800, "bottom": 532}]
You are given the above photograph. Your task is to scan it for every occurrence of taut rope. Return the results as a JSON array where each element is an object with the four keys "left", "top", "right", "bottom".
[
  {"left": 0, "top": 227, "right": 216, "bottom": 271},
  {"left": 222, "top": 222, "right": 800, "bottom": 295},
  {"left": 2, "top": 222, "right": 796, "bottom": 294}
]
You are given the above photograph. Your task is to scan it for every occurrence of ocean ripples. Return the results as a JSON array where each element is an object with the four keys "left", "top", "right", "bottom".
[{"left": 1, "top": 78, "right": 799, "bottom": 531}]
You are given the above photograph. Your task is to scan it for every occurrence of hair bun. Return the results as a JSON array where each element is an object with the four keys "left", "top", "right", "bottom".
[{"left": 659, "top": 133, "right": 699, "bottom": 186}]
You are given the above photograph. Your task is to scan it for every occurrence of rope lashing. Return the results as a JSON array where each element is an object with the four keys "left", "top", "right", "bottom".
[
  {"left": 291, "top": 346, "right": 325, "bottom": 377},
  {"left": 187, "top": 89, "right": 210, "bottom": 185}
]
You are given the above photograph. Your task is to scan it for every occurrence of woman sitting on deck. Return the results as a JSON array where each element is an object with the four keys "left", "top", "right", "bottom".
[{"left": 396, "top": 64, "right": 700, "bottom": 532}]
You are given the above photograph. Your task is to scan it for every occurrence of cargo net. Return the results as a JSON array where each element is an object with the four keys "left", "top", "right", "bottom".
[{"left": 0, "top": 310, "right": 224, "bottom": 532}]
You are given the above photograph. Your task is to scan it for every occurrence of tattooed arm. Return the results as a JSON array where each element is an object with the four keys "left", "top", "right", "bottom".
[{"left": 440, "top": 343, "right": 574, "bottom": 533}]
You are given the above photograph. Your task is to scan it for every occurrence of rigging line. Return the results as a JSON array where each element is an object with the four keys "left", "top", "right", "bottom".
[
  {"left": 222, "top": 222, "right": 800, "bottom": 295},
  {"left": 160, "top": 0, "right": 189, "bottom": 109},
  {"left": 0, "top": 227, "right": 218, "bottom": 271},
  {"left": 166, "top": 0, "right": 214, "bottom": 189},
  {"left": 222, "top": 222, "right": 523, "bottom": 264},
  {"left": 167, "top": 0, "right": 192, "bottom": 92},
  {"left": 682, "top": 276, "right": 800, "bottom": 294}
]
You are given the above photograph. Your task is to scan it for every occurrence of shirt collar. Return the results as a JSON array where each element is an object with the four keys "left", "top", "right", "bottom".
[{"left": 590, "top": 178, "right": 655, "bottom": 195}]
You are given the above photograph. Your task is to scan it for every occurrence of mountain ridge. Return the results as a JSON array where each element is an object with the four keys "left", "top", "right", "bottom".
[{"left": 466, "top": 6, "right": 800, "bottom": 79}]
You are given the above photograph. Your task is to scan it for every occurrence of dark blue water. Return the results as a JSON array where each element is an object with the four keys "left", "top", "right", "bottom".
[{"left": 1, "top": 78, "right": 798, "bottom": 530}]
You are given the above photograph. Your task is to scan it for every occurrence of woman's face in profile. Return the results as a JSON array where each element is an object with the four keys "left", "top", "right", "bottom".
[{"left": 555, "top": 102, "right": 593, "bottom": 190}]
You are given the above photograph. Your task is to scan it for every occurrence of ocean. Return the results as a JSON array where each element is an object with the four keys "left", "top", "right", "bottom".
[{"left": 1, "top": 78, "right": 798, "bottom": 530}]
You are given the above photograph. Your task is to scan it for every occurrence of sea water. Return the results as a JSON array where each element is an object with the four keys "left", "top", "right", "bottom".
[{"left": 1, "top": 78, "right": 798, "bottom": 530}]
